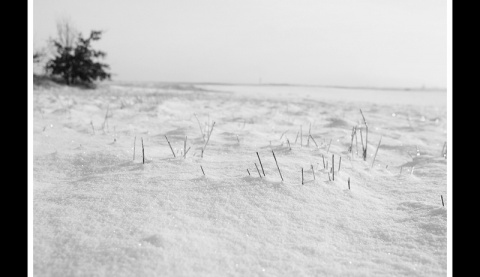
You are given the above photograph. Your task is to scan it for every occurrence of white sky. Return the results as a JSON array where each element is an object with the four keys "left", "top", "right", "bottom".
[{"left": 33, "top": 0, "right": 447, "bottom": 88}]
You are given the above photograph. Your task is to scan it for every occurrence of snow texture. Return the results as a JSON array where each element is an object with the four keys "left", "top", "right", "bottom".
[{"left": 33, "top": 82, "right": 447, "bottom": 276}]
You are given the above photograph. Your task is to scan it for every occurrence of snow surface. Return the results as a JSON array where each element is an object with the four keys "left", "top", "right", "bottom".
[{"left": 33, "top": 82, "right": 447, "bottom": 276}]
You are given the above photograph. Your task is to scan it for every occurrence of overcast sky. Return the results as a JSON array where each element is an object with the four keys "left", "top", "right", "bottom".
[{"left": 33, "top": 0, "right": 447, "bottom": 88}]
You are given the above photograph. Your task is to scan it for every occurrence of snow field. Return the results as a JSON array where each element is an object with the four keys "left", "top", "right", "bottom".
[{"left": 33, "top": 83, "right": 447, "bottom": 276}]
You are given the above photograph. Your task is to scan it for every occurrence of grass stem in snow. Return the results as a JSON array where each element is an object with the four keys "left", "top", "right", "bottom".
[
  {"left": 441, "top": 195, "right": 444, "bottom": 207},
  {"left": 194, "top": 113, "right": 205, "bottom": 142},
  {"left": 133, "top": 136, "right": 136, "bottom": 161},
  {"left": 307, "top": 122, "right": 311, "bottom": 147},
  {"left": 355, "top": 129, "right": 359, "bottom": 155},
  {"left": 327, "top": 139, "right": 332, "bottom": 153},
  {"left": 255, "top": 163, "right": 262, "bottom": 178},
  {"left": 349, "top": 126, "right": 356, "bottom": 153},
  {"left": 200, "top": 165, "right": 205, "bottom": 176},
  {"left": 359, "top": 129, "right": 365, "bottom": 159},
  {"left": 311, "top": 164, "right": 315, "bottom": 180},
  {"left": 322, "top": 154, "right": 325, "bottom": 169},
  {"left": 90, "top": 121, "right": 95, "bottom": 135},
  {"left": 309, "top": 135, "right": 318, "bottom": 148},
  {"left": 348, "top": 177, "right": 350, "bottom": 190},
  {"left": 141, "top": 137, "right": 145, "bottom": 164},
  {"left": 165, "top": 135, "right": 176, "bottom": 158},
  {"left": 202, "top": 122, "right": 216, "bottom": 156},
  {"left": 247, "top": 169, "right": 250, "bottom": 176},
  {"left": 332, "top": 154, "right": 335, "bottom": 181},
  {"left": 295, "top": 131, "right": 299, "bottom": 144},
  {"left": 371, "top": 135, "right": 383, "bottom": 168},
  {"left": 287, "top": 139, "right": 291, "bottom": 150},
  {"left": 301, "top": 167, "right": 304, "bottom": 185},
  {"left": 339, "top": 156, "right": 342, "bottom": 172},
  {"left": 279, "top": 130, "right": 288, "bottom": 140},
  {"left": 184, "top": 136, "right": 187, "bottom": 159},
  {"left": 256, "top": 152, "right": 266, "bottom": 176},
  {"left": 360, "top": 109, "right": 368, "bottom": 161},
  {"left": 272, "top": 150, "right": 283, "bottom": 181}
]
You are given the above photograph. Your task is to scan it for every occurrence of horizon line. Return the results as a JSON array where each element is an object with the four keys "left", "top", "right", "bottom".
[{"left": 109, "top": 79, "right": 447, "bottom": 92}]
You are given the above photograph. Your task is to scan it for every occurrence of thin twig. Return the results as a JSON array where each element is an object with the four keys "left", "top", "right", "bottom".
[
  {"left": 256, "top": 152, "right": 265, "bottom": 176},
  {"left": 360, "top": 109, "right": 368, "bottom": 126},
  {"left": 255, "top": 163, "right": 262, "bottom": 178},
  {"left": 355, "top": 128, "right": 359, "bottom": 155},
  {"left": 200, "top": 165, "right": 205, "bottom": 176},
  {"left": 309, "top": 135, "right": 318, "bottom": 148},
  {"left": 194, "top": 113, "right": 205, "bottom": 142},
  {"left": 133, "top": 136, "right": 136, "bottom": 161},
  {"left": 360, "top": 109, "right": 368, "bottom": 161},
  {"left": 184, "top": 136, "right": 187, "bottom": 159},
  {"left": 359, "top": 128, "right": 365, "bottom": 158},
  {"left": 202, "top": 122, "right": 216, "bottom": 155},
  {"left": 141, "top": 137, "right": 145, "bottom": 164},
  {"left": 371, "top": 135, "right": 383, "bottom": 168},
  {"left": 441, "top": 195, "right": 444, "bottom": 207},
  {"left": 348, "top": 126, "right": 356, "bottom": 153},
  {"left": 247, "top": 169, "right": 250, "bottom": 176},
  {"left": 311, "top": 164, "right": 315, "bottom": 180},
  {"left": 301, "top": 167, "right": 304, "bottom": 185},
  {"left": 272, "top": 150, "right": 283, "bottom": 181},
  {"left": 307, "top": 122, "right": 311, "bottom": 147},
  {"left": 332, "top": 154, "right": 335, "bottom": 181},
  {"left": 165, "top": 135, "right": 176, "bottom": 158},
  {"left": 348, "top": 177, "right": 350, "bottom": 190},
  {"left": 327, "top": 139, "right": 332, "bottom": 153}
]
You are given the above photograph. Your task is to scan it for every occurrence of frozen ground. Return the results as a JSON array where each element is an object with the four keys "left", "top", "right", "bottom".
[{"left": 33, "top": 82, "right": 447, "bottom": 276}]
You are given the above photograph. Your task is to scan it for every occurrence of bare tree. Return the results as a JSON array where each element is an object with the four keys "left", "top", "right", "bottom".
[{"left": 55, "top": 18, "right": 78, "bottom": 49}]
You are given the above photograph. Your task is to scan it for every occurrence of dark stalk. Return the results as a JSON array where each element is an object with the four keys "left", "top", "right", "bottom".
[
  {"left": 141, "top": 137, "right": 145, "bottom": 164},
  {"left": 255, "top": 163, "right": 262, "bottom": 178},
  {"left": 272, "top": 150, "right": 283, "bottom": 181},
  {"left": 165, "top": 135, "right": 176, "bottom": 158},
  {"left": 301, "top": 167, "right": 304, "bottom": 185},
  {"left": 256, "top": 152, "right": 266, "bottom": 176}
]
